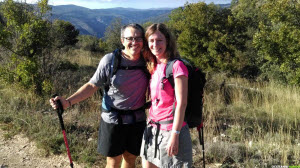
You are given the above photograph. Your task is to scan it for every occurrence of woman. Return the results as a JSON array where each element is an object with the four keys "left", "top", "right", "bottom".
[{"left": 140, "top": 23, "right": 193, "bottom": 168}]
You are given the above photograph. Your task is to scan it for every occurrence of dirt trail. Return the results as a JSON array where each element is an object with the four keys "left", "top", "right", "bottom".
[
  {"left": 0, "top": 129, "right": 221, "bottom": 168},
  {"left": 0, "top": 129, "right": 85, "bottom": 168}
]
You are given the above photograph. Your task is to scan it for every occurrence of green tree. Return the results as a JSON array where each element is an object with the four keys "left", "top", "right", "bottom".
[
  {"left": 0, "top": 0, "right": 51, "bottom": 57},
  {"left": 52, "top": 19, "right": 79, "bottom": 48},
  {"left": 77, "top": 35, "right": 100, "bottom": 52},
  {"left": 142, "top": 21, "right": 153, "bottom": 30},
  {"left": 168, "top": 2, "right": 247, "bottom": 73},
  {"left": 98, "top": 38, "right": 107, "bottom": 53},
  {"left": 103, "top": 18, "right": 123, "bottom": 52},
  {"left": 0, "top": 11, "right": 4, "bottom": 24},
  {"left": 253, "top": 0, "right": 300, "bottom": 84},
  {"left": 0, "top": 0, "right": 53, "bottom": 94},
  {"left": 167, "top": 7, "right": 185, "bottom": 38},
  {"left": 231, "top": 0, "right": 266, "bottom": 78}
]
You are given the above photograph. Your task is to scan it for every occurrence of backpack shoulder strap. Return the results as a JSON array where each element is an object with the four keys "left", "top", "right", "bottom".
[
  {"left": 103, "top": 49, "right": 122, "bottom": 93},
  {"left": 165, "top": 58, "right": 181, "bottom": 88},
  {"left": 111, "top": 49, "right": 122, "bottom": 77}
]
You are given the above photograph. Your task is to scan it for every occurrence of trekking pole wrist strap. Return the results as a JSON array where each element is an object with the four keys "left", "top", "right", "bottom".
[{"left": 67, "top": 99, "right": 72, "bottom": 107}]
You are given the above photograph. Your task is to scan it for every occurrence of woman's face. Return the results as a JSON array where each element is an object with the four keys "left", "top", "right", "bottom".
[{"left": 148, "top": 30, "right": 167, "bottom": 59}]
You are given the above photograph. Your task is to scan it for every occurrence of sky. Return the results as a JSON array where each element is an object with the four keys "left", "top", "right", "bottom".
[{"left": 19, "top": 0, "right": 232, "bottom": 9}]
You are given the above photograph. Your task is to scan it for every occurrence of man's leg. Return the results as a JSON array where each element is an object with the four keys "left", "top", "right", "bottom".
[
  {"left": 121, "top": 121, "right": 146, "bottom": 168},
  {"left": 121, "top": 151, "right": 137, "bottom": 168},
  {"left": 106, "top": 155, "right": 122, "bottom": 168}
]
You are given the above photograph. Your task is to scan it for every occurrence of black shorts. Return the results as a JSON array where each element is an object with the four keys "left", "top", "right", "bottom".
[{"left": 97, "top": 117, "right": 146, "bottom": 157}]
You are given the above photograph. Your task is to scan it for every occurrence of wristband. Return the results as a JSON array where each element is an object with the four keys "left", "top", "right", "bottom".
[
  {"left": 172, "top": 129, "right": 180, "bottom": 135},
  {"left": 67, "top": 99, "right": 72, "bottom": 107}
]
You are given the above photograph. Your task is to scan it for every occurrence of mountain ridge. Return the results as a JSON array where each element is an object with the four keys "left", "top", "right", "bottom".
[
  {"left": 50, "top": 3, "right": 231, "bottom": 38},
  {"left": 50, "top": 4, "right": 174, "bottom": 37}
]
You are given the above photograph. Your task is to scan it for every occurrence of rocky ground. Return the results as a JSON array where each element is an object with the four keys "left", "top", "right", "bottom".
[
  {"left": 0, "top": 129, "right": 85, "bottom": 168},
  {"left": 0, "top": 129, "right": 221, "bottom": 168}
]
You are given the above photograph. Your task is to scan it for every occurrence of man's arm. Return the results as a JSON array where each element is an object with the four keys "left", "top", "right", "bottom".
[
  {"left": 67, "top": 82, "right": 99, "bottom": 106},
  {"left": 50, "top": 83, "right": 99, "bottom": 110}
]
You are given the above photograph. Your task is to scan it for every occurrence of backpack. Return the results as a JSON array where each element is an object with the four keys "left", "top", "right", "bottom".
[{"left": 163, "top": 58, "right": 206, "bottom": 128}]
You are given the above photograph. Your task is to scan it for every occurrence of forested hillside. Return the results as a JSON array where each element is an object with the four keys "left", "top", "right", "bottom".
[
  {"left": 0, "top": 0, "right": 299, "bottom": 167},
  {"left": 50, "top": 5, "right": 173, "bottom": 37}
]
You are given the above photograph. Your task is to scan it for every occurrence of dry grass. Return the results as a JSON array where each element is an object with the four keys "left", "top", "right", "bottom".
[
  {"left": 203, "top": 73, "right": 300, "bottom": 166},
  {"left": 63, "top": 48, "right": 103, "bottom": 67}
]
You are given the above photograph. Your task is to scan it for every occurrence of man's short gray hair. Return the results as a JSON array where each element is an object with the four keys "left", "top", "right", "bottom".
[{"left": 121, "top": 23, "right": 145, "bottom": 38}]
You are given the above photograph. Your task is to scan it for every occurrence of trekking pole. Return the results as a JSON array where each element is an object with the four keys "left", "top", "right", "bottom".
[
  {"left": 197, "top": 122, "right": 205, "bottom": 168},
  {"left": 52, "top": 94, "right": 74, "bottom": 168}
]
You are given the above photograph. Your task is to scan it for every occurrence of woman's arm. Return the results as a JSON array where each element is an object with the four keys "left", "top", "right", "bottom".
[
  {"left": 173, "top": 75, "right": 188, "bottom": 134},
  {"left": 166, "top": 75, "right": 188, "bottom": 156}
]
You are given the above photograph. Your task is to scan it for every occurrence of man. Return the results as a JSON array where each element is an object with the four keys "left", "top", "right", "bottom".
[{"left": 50, "top": 24, "right": 148, "bottom": 168}]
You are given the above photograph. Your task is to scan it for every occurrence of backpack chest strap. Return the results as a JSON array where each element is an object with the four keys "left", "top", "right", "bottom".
[{"left": 149, "top": 119, "right": 173, "bottom": 125}]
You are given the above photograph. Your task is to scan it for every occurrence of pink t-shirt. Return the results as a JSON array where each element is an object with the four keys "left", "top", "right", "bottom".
[{"left": 148, "top": 60, "right": 188, "bottom": 130}]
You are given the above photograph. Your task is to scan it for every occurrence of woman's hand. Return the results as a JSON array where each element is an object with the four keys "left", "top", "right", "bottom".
[
  {"left": 166, "top": 132, "right": 179, "bottom": 156},
  {"left": 49, "top": 96, "right": 70, "bottom": 110}
]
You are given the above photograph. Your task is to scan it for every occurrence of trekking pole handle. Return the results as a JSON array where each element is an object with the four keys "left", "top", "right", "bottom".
[{"left": 52, "top": 94, "right": 65, "bottom": 130}]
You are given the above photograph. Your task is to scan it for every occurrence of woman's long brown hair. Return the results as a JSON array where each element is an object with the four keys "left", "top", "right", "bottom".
[{"left": 143, "top": 23, "right": 179, "bottom": 74}]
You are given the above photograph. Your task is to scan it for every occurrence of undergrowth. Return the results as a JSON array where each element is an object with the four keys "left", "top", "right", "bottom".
[{"left": 204, "top": 73, "right": 300, "bottom": 167}]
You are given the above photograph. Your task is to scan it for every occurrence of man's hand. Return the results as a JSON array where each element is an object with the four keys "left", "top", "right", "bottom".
[{"left": 49, "top": 96, "right": 70, "bottom": 110}]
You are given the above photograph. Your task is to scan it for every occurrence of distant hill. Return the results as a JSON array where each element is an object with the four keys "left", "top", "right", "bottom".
[
  {"left": 51, "top": 5, "right": 174, "bottom": 38},
  {"left": 0, "top": 2, "right": 231, "bottom": 38},
  {"left": 0, "top": 3, "right": 230, "bottom": 38},
  {"left": 219, "top": 3, "right": 231, "bottom": 8}
]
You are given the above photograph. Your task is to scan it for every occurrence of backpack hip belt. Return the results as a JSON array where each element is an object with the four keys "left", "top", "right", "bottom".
[{"left": 101, "top": 106, "right": 146, "bottom": 125}]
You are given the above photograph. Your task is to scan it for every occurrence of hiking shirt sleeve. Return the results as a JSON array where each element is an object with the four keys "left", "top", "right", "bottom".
[
  {"left": 89, "top": 53, "right": 112, "bottom": 87},
  {"left": 173, "top": 61, "right": 188, "bottom": 79}
]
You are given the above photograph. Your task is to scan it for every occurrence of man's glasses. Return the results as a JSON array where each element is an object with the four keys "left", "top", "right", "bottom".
[{"left": 123, "top": 37, "right": 143, "bottom": 42}]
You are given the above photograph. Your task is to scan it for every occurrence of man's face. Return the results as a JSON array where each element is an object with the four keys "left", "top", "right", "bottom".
[{"left": 121, "top": 27, "right": 143, "bottom": 58}]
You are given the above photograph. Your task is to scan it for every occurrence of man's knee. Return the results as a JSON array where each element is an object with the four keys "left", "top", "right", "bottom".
[
  {"left": 122, "top": 151, "right": 137, "bottom": 164},
  {"left": 106, "top": 155, "right": 122, "bottom": 168}
]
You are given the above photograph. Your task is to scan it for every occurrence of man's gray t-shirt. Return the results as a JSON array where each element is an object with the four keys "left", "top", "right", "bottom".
[{"left": 89, "top": 52, "right": 148, "bottom": 124}]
